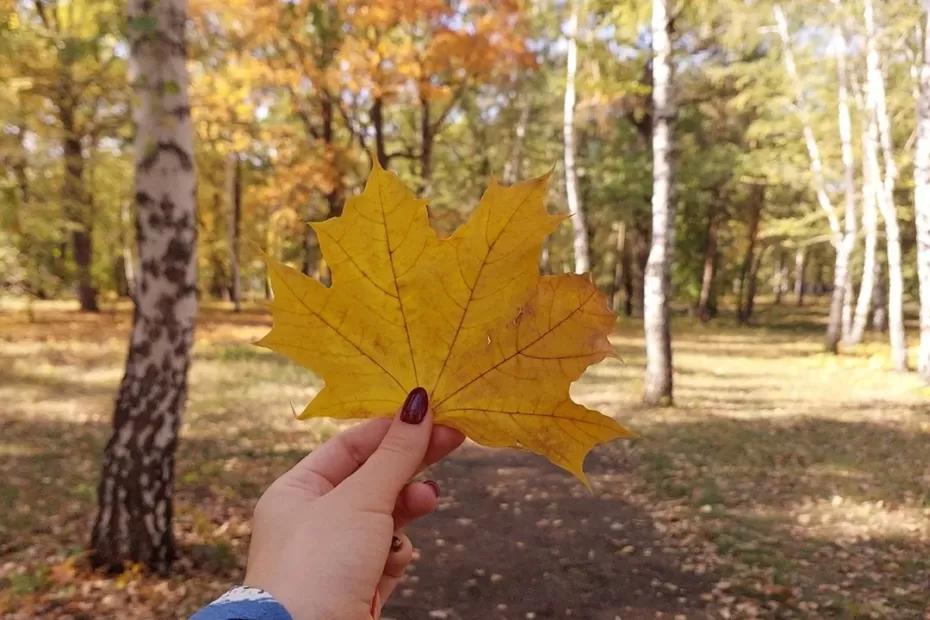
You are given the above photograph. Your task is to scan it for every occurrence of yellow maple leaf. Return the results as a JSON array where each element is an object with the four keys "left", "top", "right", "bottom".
[{"left": 258, "top": 162, "right": 632, "bottom": 483}]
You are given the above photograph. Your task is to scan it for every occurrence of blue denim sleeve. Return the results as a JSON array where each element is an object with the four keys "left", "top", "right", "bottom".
[{"left": 189, "top": 586, "right": 293, "bottom": 620}]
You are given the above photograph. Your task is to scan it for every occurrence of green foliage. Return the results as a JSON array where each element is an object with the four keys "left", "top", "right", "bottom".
[{"left": 0, "top": 0, "right": 925, "bottom": 312}]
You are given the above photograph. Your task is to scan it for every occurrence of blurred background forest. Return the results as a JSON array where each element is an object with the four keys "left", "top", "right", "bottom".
[
  {"left": 1, "top": 0, "right": 930, "bottom": 618},
  {"left": 2, "top": 0, "right": 926, "bottom": 348}
]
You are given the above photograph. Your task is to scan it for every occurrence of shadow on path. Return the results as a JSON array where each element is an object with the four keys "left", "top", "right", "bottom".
[{"left": 388, "top": 445, "right": 714, "bottom": 620}]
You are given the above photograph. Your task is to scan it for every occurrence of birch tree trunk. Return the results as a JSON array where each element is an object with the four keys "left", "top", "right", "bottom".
[
  {"left": 91, "top": 0, "right": 197, "bottom": 572},
  {"left": 774, "top": 4, "right": 847, "bottom": 352},
  {"left": 847, "top": 125, "right": 878, "bottom": 345},
  {"left": 643, "top": 0, "right": 675, "bottom": 406},
  {"left": 833, "top": 25, "right": 857, "bottom": 346},
  {"left": 841, "top": 270, "right": 854, "bottom": 338},
  {"left": 504, "top": 101, "right": 530, "bottom": 185},
  {"left": 915, "top": 6, "right": 930, "bottom": 381},
  {"left": 864, "top": 0, "right": 908, "bottom": 371},
  {"left": 226, "top": 152, "right": 241, "bottom": 312},
  {"left": 872, "top": 259, "right": 887, "bottom": 332},
  {"left": 563, "top": 0, "right": 591, "bottom": 274}
]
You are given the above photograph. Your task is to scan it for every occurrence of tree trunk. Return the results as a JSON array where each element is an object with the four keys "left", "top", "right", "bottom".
[
  {"left": 207, "top": 192, "right": 228, "bottom": 299},
  {"left": 503, "top": 100, "right": 530, "bottom": 184},
  {"left": 301, "top": 227, "right": 320, "bottom": 277},
  {"left": 643, "top": 0, "right": 674, "bottom": 406},
  {"left": 419, "top": 95, "right": 433, "bottom": 191},
  {"left": 609, "top": 221, "right": 626, "bottom": 312},
  {"left": 737, "top": 185, "right": 764, "bottom": 325},
  {"left": 825, "top": 23, "right": 857, "bottom": 353},
  {"left": 841, "top": 270, "right": 854, "bottom": 340},
  {"left": 60, "top": 107, "right": 98, "bottom": 312},
  {"left": 814, "top": 260, "right": 826, "bottom": 295},
  {"left": 226, "top": 152, "right": 241, "bottom": 312},
  {"left": 880, "top": 208, "right": 907, "bottom": 369},
  {"left": 371, "top": 96, "right": 387, "bottom": 169},
  {"left": 697, "top": 198, "right": 719, "bottom": 322},
  {"left": 864, "top": 0, "right": 908, "bottom": 370},
  {"left": 773, "top": 5, "right": 841, "bottom": 239},
  {"left": 120, "top": 200, "right": 136, "bottom": 300},
  {"left": 631, "top": 222, "right": 649, "bottom": 318},
  {"left": 872, "top": 258, "right": 887, "bottom": 332},
  {"left": 321, "top": 94, "right": 344, "bottom": 228},
  {"left": 621, "top": 228, "right": 635, "bottom": 317},
  {"left": 773, "top": 248, "right": 786, "bottom": 306},
  {"left": 794, "top": 247, "right": 806, "bottom": 306},
  {"left": 563, "top": 0, "right": 591, "bottom": 275},
  {"left": 915, "top": 6, "right": 930, "bottom": 381},
  {"left": 743, "top": 245, "right": 767, "bottom": 324},
  {"left": 91, "top": 0, "right": 197, "bottom": 573},
  {"left": 539, "top": 238, "right": 551, "bottom": 275},
  {"left": 847, "top": 123, "right": 879, "bottom": 345},
  {"left": 775, "top": 4, "right": 850, "bottom": 344}
]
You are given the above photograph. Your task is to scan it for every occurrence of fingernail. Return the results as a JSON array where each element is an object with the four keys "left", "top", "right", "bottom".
[
  {"left": 391, "top": 536, "right": 403, "bottom": 552},
  {"left": 400, "top": 387, "right": 428, "bottom": 424},
  {"left": 423, "top": 480, "right": 440, "bottom": 498}
]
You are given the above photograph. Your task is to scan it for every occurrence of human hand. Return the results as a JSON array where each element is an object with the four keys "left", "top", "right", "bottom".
[{"left": 243, "top": 388, "right": 465, "bottom": 620}]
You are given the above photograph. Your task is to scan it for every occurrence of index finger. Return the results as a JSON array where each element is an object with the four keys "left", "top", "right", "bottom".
[{"left": 281, "top": 419, "right": 465, "bottom": 496}]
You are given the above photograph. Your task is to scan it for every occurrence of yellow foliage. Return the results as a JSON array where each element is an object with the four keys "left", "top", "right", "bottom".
[{"left": 258, "top": 164, "right": 631, "bottom": 483}]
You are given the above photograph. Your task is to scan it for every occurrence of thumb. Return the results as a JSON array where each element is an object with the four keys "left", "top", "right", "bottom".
[{"left": 338, "top": 387, "right": 432, "bottom": 512}]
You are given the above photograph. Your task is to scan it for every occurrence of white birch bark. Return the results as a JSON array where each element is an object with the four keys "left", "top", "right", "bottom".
[
  {"left": 773, "top": 5, "right": 841, "bottom": 240},
  {"left": 504, "top": 101, "right": 530, "bottom": 184},
  {"left": 774, "top": 4, "right": 851, "bottom": 353},
  {"left": 831, "top": 23, "right": 858, "bottom": 349},
  {"left": 914, "top": 5, "right": 930, "bottom": 381},
  {"left": 864, "top": 0, "right": 908, "bottom": 370},
  {"left": 92, "top": 0, "right": 197, "bottom": 571},
  {"left": 842, "top": 270, "right": 854, "bottom": 338},
  {"left": 847, "top": 123, "right": 878, "bottom": 345},
  {"left": 563, "top": 0, "right": 591, "bottom": 274},
  {"left": 643, "top": 0, "right": 675, "bottom": 406}
]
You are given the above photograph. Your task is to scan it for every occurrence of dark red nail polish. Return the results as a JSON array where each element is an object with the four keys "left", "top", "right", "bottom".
[
  {"left": 423, "top": 480, "right": 440, "bottom": 498},
  {"left": 400, "top": 387, "right": 428, "bottom": 424},
  {"left": 391, "top": 536, "right": 403, "bottom": 552}
]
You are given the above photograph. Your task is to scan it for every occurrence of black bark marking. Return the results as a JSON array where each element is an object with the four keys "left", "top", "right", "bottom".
[
  {"left": 169, "top": 105, "right": 191, "bottom": 120},
  {"left": 140, "top": 141, "right": 193, "bottom": 172},
  {"left": 136, "top": 191, "right": 154, "bottom": 207},
  {"left": 166, "top": 238, "right": 189, "bottom": 262}
]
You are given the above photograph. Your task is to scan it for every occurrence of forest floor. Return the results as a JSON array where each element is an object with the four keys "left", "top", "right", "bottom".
[{"left": 0, "top": 299, "right": 928, "bottom": 619}]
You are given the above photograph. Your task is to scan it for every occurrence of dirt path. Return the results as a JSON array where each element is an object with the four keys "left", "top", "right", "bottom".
[{"left": 387, "top": 445, "right": 713, "bottom": 620}]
